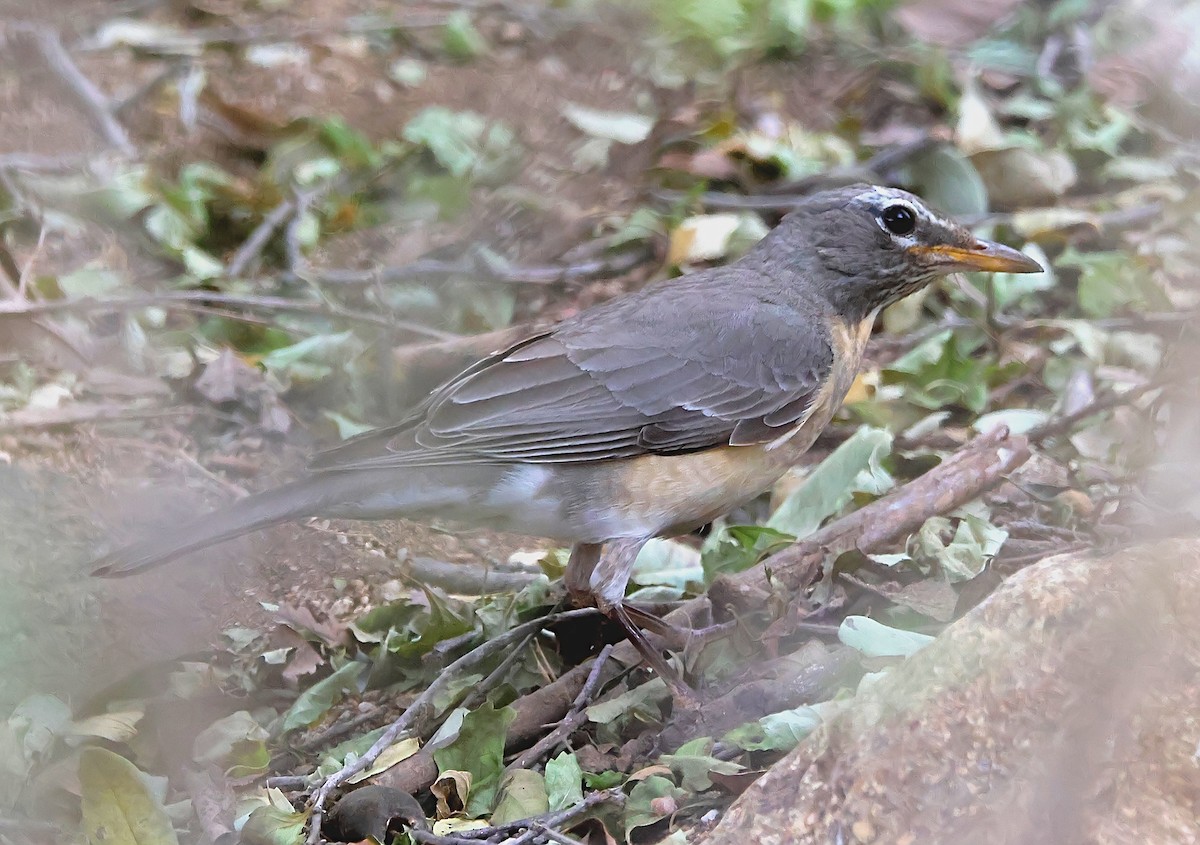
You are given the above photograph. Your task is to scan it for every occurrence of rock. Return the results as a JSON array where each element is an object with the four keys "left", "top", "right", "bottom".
[{"left": 700, "top": 539, "right": 1200, "bottom": 845}]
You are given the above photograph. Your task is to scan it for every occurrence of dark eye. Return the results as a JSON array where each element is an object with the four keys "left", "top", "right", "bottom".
[{"left": 881, "top": 204, "right": 917, "bottom": 236}]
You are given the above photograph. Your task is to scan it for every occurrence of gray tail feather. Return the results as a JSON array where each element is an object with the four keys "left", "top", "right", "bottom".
[{"left": 90, "top": 476, "right": 345, "bottom": 577}]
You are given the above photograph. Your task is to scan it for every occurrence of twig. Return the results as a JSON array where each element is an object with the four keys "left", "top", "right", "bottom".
[
  {"left": 18, "top": 25, "right": 137, "bottom": 157},
  {"left": 313, "top": 244, "right": 655, "bottom": 288},
  {"left": 531, "top": 823, "right": 588, "bottom": 845},
  {"left": 78, "top": 14, "right": 454, "bottom": 53},
  {"left": 305, "top": 608, "right": 599, "bottom": 845},
  {"left": 459, "top": 627, "right": 542, "bottom": 711},
  {"left": 429, "top": 789, "right": 624, "bottom": 843},
  {"left": 0, "top": 290, "right": 454, "bottom": 339},
  {"left": 264, "top": 775, "right": 312, "bottom": 790},
  {"left": 400, "top": 556, "right": 541, "bottom": 594},
  {"left": 507, "top": 645, "right": 614, "bottom": 771},
  {"left": 0, "top": 152, "right": 96, "bottom": 172},
  {"left": 1026, "top": 378, "right": 1173, "bottom": 444},
  {"left": 0, "top": 405, "right": 205, "bottom": 433},
  {"left": 225, "top": 197, "right": 296, "bottom": 278}
]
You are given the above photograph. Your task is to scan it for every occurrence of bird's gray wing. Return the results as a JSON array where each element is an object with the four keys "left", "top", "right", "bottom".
[{"left": 310, "top": 283, "right": 833, "bottom": 469}]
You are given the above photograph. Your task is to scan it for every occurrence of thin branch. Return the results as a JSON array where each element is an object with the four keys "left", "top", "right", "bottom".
[
  {"left": 225, "top": 197, "right": 296, "bottom": 278},
  {"left": 77, "top": 14, "right": 454, "bottom": 53},
  {"left": 312, "top": 244, "right": 655, "bottom": 288},
  {"left": 0, "top": 290, "right": 455, "bottom": 339},
  {"left": 407, "top": 788, "right": 623, "bottom": 845},
  {"left": 1026, "top": 378, "right": 1174, "bottom": 444},
  {"left": 18, "top": 25, "right": 137, "bottom": 157},
  {"left": 507, "top": 644, "right": 614, "bottom": 771}
]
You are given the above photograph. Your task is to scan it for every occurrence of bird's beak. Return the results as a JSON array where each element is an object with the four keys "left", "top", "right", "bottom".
[{"left": 908, "top": 239, "right": 1044, "bottom": 274}]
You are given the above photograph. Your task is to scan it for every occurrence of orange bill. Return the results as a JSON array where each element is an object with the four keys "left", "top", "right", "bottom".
[{"left": 909, "top": 240, "right": 1044, "bottom": 274}]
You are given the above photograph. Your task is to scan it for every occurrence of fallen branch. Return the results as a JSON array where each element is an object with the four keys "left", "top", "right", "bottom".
[
  {"left": 506, "top": 644, "right": 615, "bottom": 771},
  {"left": 16, "top": 25, "right": 137, "bottom": 157}
]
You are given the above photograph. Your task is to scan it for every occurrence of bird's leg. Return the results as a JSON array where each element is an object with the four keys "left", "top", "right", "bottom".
[{"left": 566, "top": 538, "right": 701, "bottom": 709}]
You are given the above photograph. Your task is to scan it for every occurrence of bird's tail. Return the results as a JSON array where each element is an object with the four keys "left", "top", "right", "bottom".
[{"left": 91, "top": 474, "right": 363, "bottom": 577}]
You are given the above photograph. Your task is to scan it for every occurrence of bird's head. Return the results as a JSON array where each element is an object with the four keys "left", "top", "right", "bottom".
[{"left": 772, "top": 184, "right": 1043, "bottom": 319}]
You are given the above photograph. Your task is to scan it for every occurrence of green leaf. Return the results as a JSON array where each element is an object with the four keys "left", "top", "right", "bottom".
[
  {"left": 586, "top": 678, "right": 669, "bottom": 726},
  {"left": 9, "top": 694, "right": 71, "bottom": 759},
  {"left": 884, "top": 331, "right": 992, "bottom": 413},
  {"left": 722, "top": 700, "right": 847, "bottom": 752},
  {"left": 432, "top": 702, "right": 516, "bottom": 817},
  {"left": 241, "top": 803, "right": 308, "bottom": 845},
  {"left": 625, "top": 775, "right": 686, "bottom": 840},
  {"left": 279, "top": 660, "right": 364, "bottom": 734},
  {"left": 912, "top": 514, "right": 1007, "bottom": 583},
  {"left": 769, "top": 427, "right": 894, "bottom": 538},
  {"left": 660, "top": 738, "right": 743, "bottom": 791},
  {"left": 838, "top": 616, "right": 934, "bottom": 658},
  {"left": 403, "top": 108, "right": 516, "bottom": 181},
  {"left": 58, "top": 268, "right": 126, "bottom": 298},
  {"left": 701, "top": 524, "right": 794, "bottom": 582},
  {"left": 191, "top": 710, "right": 268, "bottom": 766},
  {"left": 490, "top": 769, "right": 549, "bottom": 825},
  {"left": 545, "top": 752, "right": 584, "bottom": 812},
  {"left": 442, "top": 11, "right": 488, "bottom": 60},
  {"left": 352, "top": 587, "right": 475, "bottom": 659},
  {"left": 631, "top": 539, "right": 703, "bottom": 591},
  {"left": 1057, "top": 248, "right": 1167, "bottom": 318},
  {"left": 78, "top": 747, "right": 180, "bottom": 845}
]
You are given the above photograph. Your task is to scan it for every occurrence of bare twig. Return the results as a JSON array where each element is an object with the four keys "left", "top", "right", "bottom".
[
  {"left": 18, "top": 25, "right": 137, "bottom": 157},
  {"left": 507, "top": 644, "right": 615, "bottom": 771},
  {"left": 225, "top": 197, "right": 297, "bottom": 278},
  {"left": 399, "top": 556, "right": 541, "bottom": 594},
  {"left": 77, "top": 14, "right": 454, "bottom": 53},
  {"left": 408, "top": 788, "right": 623, "bottom": 845},
  {"left": 306, "top": 608, "right": 600, "bottom": 845},
  {"left": 1026, "top": 378, "right": 1170, "bottom": 444},
  {"left": 0, "top": 404, "right": 205, "bottom": 433},
  {"left": 0, "top": 290, "right": 454, "bottom": 339},
  {"left": 0, "top": 152, "right": 95, "bottom": 172},
  {"left": 313, "top": 243, "right": 655, "bottom": 287}
]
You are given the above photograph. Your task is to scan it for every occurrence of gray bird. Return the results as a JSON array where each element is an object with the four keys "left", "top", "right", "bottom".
[{"left": 92, "top": 184, "right": 1042, "bottom": 701}]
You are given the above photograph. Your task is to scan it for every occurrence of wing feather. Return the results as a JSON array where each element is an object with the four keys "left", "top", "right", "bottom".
[{"left": 310, "top": 280, "right": 834, "bottom": 471}]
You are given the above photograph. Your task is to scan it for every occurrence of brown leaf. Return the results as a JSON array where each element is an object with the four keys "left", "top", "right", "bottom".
[{"left": 193, "top": 349, "right": 264, "bottom": 405}]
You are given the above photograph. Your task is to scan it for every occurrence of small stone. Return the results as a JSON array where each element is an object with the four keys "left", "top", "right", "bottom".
[{"left": 852, "top": 820, "right": 876, "bottom": 843}]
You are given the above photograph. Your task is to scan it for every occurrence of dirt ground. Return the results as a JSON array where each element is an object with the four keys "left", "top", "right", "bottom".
[{"left": 2, "top": 0, "right": 1195, "bottom": 842}]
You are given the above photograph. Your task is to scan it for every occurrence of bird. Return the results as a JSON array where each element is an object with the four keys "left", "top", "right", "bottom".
[{"left": 91, "top": 184, "right": 1042, "bottom": 703}]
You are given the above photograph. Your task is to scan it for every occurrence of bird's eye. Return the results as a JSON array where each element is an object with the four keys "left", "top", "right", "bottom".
[{"left": 880, "top": 204, "right": 917, "bottom": 236}]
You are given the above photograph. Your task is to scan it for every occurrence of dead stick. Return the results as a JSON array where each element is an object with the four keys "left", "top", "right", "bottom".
[
  {"left": 507, "top": 644, "right": 615, "bottom": 771},
  {"left": 225, "top": 197, "right": 296, "bottom": 278},
  {"left": 0, "top": 290, "right": 454, "bottom": 339},
  {"left": 19, "top": 26, "right": 137, "bottom": 157}
]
